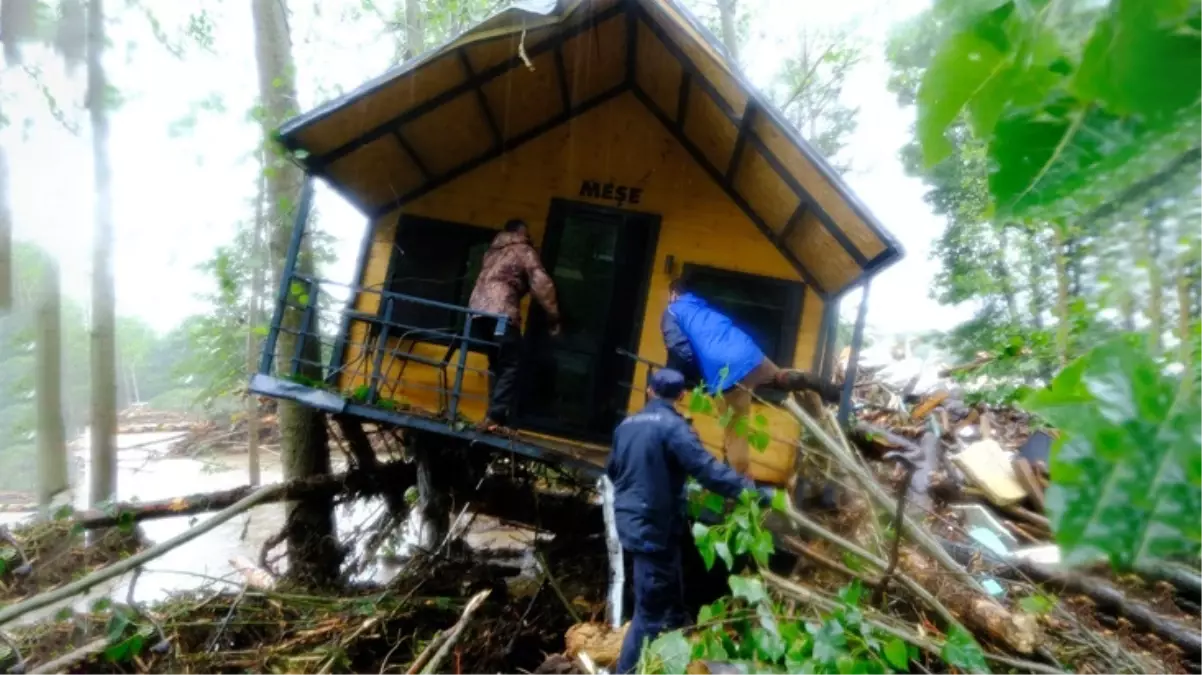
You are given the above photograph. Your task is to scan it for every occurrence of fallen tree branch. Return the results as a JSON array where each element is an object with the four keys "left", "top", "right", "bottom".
[
  {"left": 786, "top": 399, "right": 986, "bottom": 595},
  {"left": 781, "top": 535, "right": 881, "bottom": 587},
  {"left": 781, "top": 506, "right": 960, "bottom": 631},
  {"left": 74, "top": 471, "right": 370, "bottom": 529},
  {"left": 29, "top": 637, "right": 110, "bottom": 674},
  {"left": 419, "top": 589, "right": 492, "bottom": 675},
  {"left": 942, "top": 540, "right": 1202, "bottom": 657},
  {"left": 762, "top": 571, "right": 1063, "bottom": 675},
  {"left": 1136, "top": 560, "right": 1202, "bottom": 601},
  {"left": 73, "top": 466, "right": 596, "bottom": 538},
  {"left": 0, "top": 483, "right": 283, "bottom": 627},
  {"left": 536, "top": 551, "right": 582, "bottom": 624},
  {"left": 785, "top": 400, "right": 1041, "bottom": 654}
]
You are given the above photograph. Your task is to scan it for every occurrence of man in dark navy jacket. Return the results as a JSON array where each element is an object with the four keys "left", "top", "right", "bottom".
[{"left": 607, "top": 368, "right": 772, "bottom": 673}]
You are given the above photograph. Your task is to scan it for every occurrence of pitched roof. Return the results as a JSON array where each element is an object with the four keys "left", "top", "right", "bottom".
[{"left": 277, "top": 0, "right": 903, "bottom": 298}]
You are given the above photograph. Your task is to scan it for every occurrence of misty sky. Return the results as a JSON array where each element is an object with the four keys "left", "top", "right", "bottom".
[{"left": 2, "top": 0, "right": 973, "bottom": 340}]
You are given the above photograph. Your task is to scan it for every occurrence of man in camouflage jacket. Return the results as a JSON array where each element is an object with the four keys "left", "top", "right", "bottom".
[{"left": 467, "top": 219, "right": 561, "bottom": 431}]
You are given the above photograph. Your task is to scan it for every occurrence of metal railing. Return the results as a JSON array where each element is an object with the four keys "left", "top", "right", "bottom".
[{"left": 259, "top": 272, "right": 509, "bottom": 423}]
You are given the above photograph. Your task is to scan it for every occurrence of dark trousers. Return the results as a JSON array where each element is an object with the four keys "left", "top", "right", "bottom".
[
  {"left": 617, "top": 548, "right": 687, "bottom": 674},
  {"left": 470, "top": 318, "right": 522, "bottom": 423}
]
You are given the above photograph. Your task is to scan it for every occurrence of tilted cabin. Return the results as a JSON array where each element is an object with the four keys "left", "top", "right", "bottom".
[{"left": 251, "top": 0, "right": 902, "bottom": 486}]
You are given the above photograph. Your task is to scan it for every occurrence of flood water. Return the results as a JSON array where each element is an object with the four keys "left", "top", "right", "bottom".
[{"left": 0, "top": 431, "right": 547, "bottom": 622}]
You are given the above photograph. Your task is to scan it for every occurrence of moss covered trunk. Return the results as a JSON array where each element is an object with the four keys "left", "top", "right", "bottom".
[{"left": 252, "top": 0, "right": 339, "bottom": 585}]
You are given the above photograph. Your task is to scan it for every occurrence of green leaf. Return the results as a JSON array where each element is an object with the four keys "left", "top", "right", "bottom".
[
  {"left": 770, "top": 488, "right": 788, "bottom": 513},
  {"left": 750, "top": 529, "right": 775, "bottom": 566},
  {"left": 807, "top": 619, "right": 847, "bottom": 664},
  {"left": 883, "top": 637, "right": 910, "bottom": 670},
  {"left": 941, "top": 625, "right": 991, "bottom": 674},
  {"left": 1023, "top": 337, "right": 1202, "bottom": 570},
  {"left": 1072, "top": 0, "right": 1201, "bottom": 125},
  {"left": 728, "top": 575, "right": 768, "bottom": 605},
  {"left": 701, "top": 490, "right": 726, "bottom": 515},
  {"left": 692, "top": 522, "right": 717, "bottom": 570},
  {"left": 1018, "top": 594, "right": 1057, "bottom": 615},
  {"left": 837, "top": 580, "right": 864, "bottom": 607},
  {"left": 916, "top": 3, "right": 1015, "bottom": 165},
  {"left": 714, "top": 539, "right": 734, "bottom": 571},
  {"left": 643, "top": 629, "right": 691, "bottom": 674}
]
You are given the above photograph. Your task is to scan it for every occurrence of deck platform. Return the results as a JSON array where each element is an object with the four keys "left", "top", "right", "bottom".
[{"left": 250, "top": 373, "right": 609, "bottom": 480}]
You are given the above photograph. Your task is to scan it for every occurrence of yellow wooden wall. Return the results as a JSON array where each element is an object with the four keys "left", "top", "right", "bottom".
[{"left": 340, "top": 92, "right": 825, "bottom": 484}]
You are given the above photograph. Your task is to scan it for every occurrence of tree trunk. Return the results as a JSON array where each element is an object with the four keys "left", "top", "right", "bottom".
[
  {"left": 412, "top": 432, "right": 451, "bottom": 551},
  {"left": 246, "top": 156, "right": 267, "bottom": 487},
  {"left": 1052, "top": 226, "right": 1070, "bottom": 367},
  {"left": 403, "top": 0, "right": 422, "bottom": 60},
  {"left": 995, "top": 226, "right": 1019, "bottom": 325},
  {"left": 1142, "top": 214, "right": 1164, "bottom": 356},
  {"left": 716, "top": 0, "right": 740, "bottom": 67},
  {"left": 1023, "top": 228, "right": 1047, "bottom": 331},
  {"left": 1177, "top": 256, "right": 1195, "bottom": 370},
  {"left": 36, "top": 260, "right": 67, "bottom": 517},
  {"left": 251, "top": 0, "right": 339, "bottom": 585},
  {"left": 0, "top": 147, "right": 11, "bottom": 313},
  {"left": 86, "top": 0, "right": 117, "bottom": 507}
]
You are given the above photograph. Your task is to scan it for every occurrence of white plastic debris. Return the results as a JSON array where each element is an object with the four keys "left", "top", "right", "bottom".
[{"left": 598, "top": 475, "right": 624, "bottom": 630}]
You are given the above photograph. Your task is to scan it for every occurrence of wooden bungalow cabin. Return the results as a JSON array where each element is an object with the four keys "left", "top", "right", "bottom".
[{"left": 250, "top": 0, "right": 903, "bottom": 486}]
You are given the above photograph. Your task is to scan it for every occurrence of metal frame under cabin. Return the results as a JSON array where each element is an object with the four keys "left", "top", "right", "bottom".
[{"left": 253, "top": 0, "right": 902, "bottom": 481}]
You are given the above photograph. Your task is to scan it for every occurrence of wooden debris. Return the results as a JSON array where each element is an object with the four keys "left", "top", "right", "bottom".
[
  {"left": 910, "top": 389, "right": 949, "bottom": 421},
  {"left": 565, "top": 622, "right": 628, "bottom": 668},
  {"left": 1012, "top": 457, "right": 1046, "bottom": 512},
  {"left": 899, "top": 548, "right": 1040, "bottom": 654},
  {"left": 415, "top": 589, "right": 492, "bottom": 675},
  {"left": 951, "top": 440, "right": 1027, "bottom": 506}
]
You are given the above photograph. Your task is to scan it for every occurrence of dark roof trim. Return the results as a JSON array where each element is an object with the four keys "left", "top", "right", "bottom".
[
  {"left": 631, "top": 86, "right": 829, "bottom": 298},
  {"left": 651, "top": 0, "right": 904, "bottom": 273},
  {"left": 285, "top": 2, "right": 625, "bottom": 169},
  {"left": 632, "top": 6, "right": 871, "bottom": 271},
  {"left": 276, "top": 3, "right": 570, "bottom": 143}
]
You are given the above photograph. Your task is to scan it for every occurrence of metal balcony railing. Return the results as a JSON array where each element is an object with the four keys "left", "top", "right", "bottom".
[{"left": 258, "top": 271, "right": 510, "bottom": 424}]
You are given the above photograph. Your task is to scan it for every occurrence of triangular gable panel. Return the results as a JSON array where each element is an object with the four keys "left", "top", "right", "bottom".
[{"left": 275, "top": 0, "right": 903, "bottom": 298}]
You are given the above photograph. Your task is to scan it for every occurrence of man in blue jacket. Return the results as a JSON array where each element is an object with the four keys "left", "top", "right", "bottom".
[
  {"left": 607, "top": 368, "right": 772, "bottom": 674},
  {"left": 662, "top": 278, "right": 839, "bottom": 475}
]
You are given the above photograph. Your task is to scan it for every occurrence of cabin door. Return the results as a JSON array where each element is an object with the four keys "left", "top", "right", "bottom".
[{"left": 514, "top": 199, "right": 659, "bottom": 441}]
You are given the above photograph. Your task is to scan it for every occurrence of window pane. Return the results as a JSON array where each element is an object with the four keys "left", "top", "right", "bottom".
[{"left": 386, "top": 221, "right": 494, "bottom": 340}]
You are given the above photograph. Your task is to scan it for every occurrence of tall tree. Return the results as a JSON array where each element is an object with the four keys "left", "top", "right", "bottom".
[
  {"left": 252, "top": 0, "right": 339, "bottom": 585},
  {"left": 715, "top": 0, "right": 740, "bottom": 66},
  {"left": 770, "top": 26, "right": 862, "bottom": 174},
  {"left": 87, "top": 0, "right": 116, "bottom": 506}
]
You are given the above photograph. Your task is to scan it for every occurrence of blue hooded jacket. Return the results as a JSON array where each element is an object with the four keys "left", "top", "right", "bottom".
[
  {"left": 663, "top": 292, "right": 764, "bottom": 394},
  {"left": 606, "top": 398, "right": 756, "bottom": 553}
]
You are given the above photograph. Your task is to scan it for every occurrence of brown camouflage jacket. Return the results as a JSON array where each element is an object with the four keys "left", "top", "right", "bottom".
[{"left": 468, "top": 231, "right": 560, "bottom": 326}]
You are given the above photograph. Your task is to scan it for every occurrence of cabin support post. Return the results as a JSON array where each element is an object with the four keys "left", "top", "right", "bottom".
[
  {"left": 837, "top": 282, "right": 870, "bottom": 426},
  {"left": 411, "top": 430, "right": 452, "bottom": 552},
  {"left": 261, "top": 178, "right": 314, "bottom": 376},
  {"left": 818, "top": 298, "right": 839, "bottom": 383}
]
